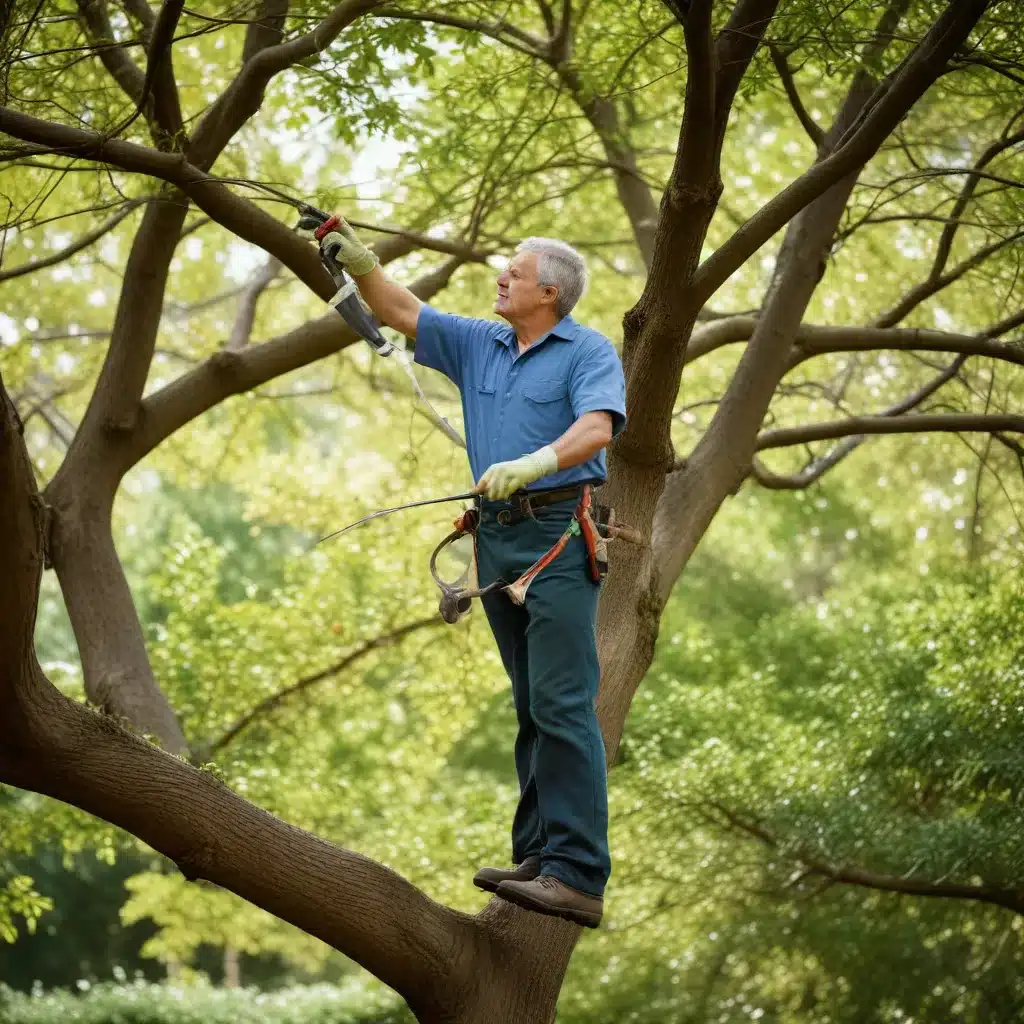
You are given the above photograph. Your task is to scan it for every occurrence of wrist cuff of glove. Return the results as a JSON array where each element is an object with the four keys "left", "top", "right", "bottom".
[
  {"left": 532, "top": 445, "right": 559, "bottom": 476},
  {"left": 347, "top": 252, "right": 380, "bottom": 277}
]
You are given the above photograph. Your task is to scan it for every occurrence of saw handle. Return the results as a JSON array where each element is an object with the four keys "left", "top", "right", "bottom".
[
  {"left": 601, "top": 522, "right": 643, "bottom": 546},
  {"left": 314, "top": 215, "right": 341, "bottom": 241}
]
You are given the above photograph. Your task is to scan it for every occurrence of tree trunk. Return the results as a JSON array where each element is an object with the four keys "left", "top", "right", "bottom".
[
  {"left": 595, "top": 14, "right": 907, "bottom": 756},
  {"left": 47, "top": 482, "right": 189, "bottom": 753},
  {"left": 1, "top": 370, "right": 582, "bottom": 1024},
  {"left": 0, "top": 3, "right": 998, "bottom": 1018},
  {"left": 43, "top": 195, "right": 192, "bottom": 754}
]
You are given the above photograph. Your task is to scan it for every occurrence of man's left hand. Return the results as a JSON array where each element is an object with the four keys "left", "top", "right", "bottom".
[{"left": 475, "top": 446, "right": 559, "bottom": 500}]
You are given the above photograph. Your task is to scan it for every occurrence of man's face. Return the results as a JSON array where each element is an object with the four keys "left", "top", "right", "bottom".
[{"left": 495, "top": 251, "right": 557, "bottom": 321}]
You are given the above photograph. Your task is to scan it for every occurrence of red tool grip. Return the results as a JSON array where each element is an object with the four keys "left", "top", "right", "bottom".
[{"left": 314, "top": 215, "right": 341, "bottom": 241}]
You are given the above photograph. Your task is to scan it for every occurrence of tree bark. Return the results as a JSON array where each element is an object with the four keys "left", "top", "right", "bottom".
[
  {"left": 0, "top": 1, "right": 1009, "bottom": 1019},
  {"left": 0, "top": 381, "right": 576, "bottom": 1019},
  {"left": 43, "top": 194, "right": 192, "bottom": 753},
  {"left": 594, "top": 0, "right": 782, "bottom": 758}
]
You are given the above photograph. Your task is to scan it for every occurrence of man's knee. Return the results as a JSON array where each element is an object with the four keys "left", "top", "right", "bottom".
[{"left": 529, "top": 684, "right": 596, "bottom": 732}]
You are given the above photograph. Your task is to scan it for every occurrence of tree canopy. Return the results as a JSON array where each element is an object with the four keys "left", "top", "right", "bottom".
[{"left": 1, "top": 1, "right": 1022, "bottom": 1021}]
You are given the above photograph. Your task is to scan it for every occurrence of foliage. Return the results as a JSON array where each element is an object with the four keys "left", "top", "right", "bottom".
[
  {"left": 1, "top": 0, "right": 1023, "bottom": 1019},
  {"left": 0, "top": 980, "right": 411, "bottom": 1024}
]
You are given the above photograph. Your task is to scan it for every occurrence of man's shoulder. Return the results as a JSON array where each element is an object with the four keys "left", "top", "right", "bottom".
[
  {"left": 423, "top": 304, "right": 507, "bottom": 337},
  {"left": 560, "top": 318, "right": 620, "bottom": 357}
]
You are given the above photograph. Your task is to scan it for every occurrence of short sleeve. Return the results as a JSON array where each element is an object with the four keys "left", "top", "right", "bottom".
[
  {"left": 413, "top": 305, "right": 481, "bottom": 390},
  {"left": 569, "top": 336, "right": 627, "bottom": 437}
]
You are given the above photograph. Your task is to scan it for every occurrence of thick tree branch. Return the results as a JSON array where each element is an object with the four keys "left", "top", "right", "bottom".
[
  {"left": 792, "top": 323, "right": 1024, "bottom": 368},
  {"left": 136, "top": 0, "right": 185, "bottom": 137},
  {"left": 685, "top": 315, "right": 1024, "bottom": 369},
  {"left": 63, "top": 191, "right": 189, "bottom": 440},
  {"left": 711, "top": 0, "right": 780, "bottom": 139},
  {"left": 693, "top": 0, "right": 992, "bottom": 308},
  {"left": 647, "top": 0, "right": 967, "bottom": 616},
  {"left": 76, "top": 0, "right": 146, "bottom": 104},
  {"left": 131, "top": 256, "right": 463, "bottom": 465},
  {"left": 550, "top": 0, "right": 572, "bottom": 63},
  {"left": 225, "top": 256, "right": 282, "bottom": 351},
  {"left": 752, "top": 354, "right": 967, "bottom": 489},
  {"left": 756, "top": 412, "right": 1024, "bottom": 452},
  {"left": 660, "top": 0, "right": 690, "bottom": 27},
  {"left": 76, "top": 0, "right": 182, "bottom": 141},
  {"left": 0, "top": 199, "right": 142, "bottom": 282},
  {"left": 614, "top": 0, "right": 780, "bottom": 469},
  {"left": 208, "top": 616, "right": 442, "bottom": 755},
  {"left": 242, "top": 0, "right": 290, "bottom": 64},
  {"left": 0, "top": 106, "right": 337, "bottom": 300},
  {"left": 0, "top": 675, "right": 472, "bottom": 1011},
  {"left": 0, "top": 371, "right": 43, "bottom": 672},
  {"left": 676, "top": 0, "right": 716, "bottom": 188},
  {"left": 122, "top": 0, "right": 156, "bottom": 36},
  {"left": 769, "top": 44, "right": 824, "bottom": 147},
  {"left": 187, "top": 0, "right": 383, "bottom": 169}
]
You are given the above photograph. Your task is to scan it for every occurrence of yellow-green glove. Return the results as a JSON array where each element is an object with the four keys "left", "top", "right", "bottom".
[
  {"left": 475, "top": 446, "right": 559, "bottom": 500},
  {"left": 320, "top": 217, "right": 379, "bottom": 277}
]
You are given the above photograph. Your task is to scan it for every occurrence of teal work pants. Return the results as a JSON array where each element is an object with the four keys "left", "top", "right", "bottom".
[{"left": 476, "top": 497, "right": 611, "bottom": 897}]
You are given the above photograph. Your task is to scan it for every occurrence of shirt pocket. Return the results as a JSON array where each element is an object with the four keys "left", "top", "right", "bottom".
[
  {"left": 522, "top": 378, "right": 567, "bottom": 404},
  {"left": 520, "top": 377, "right": 571, "bottom": 447}
]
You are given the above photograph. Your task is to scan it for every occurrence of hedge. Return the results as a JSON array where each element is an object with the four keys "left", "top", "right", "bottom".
[{"left": 0, "top": 980, "right": 414, "bottom": 1024}]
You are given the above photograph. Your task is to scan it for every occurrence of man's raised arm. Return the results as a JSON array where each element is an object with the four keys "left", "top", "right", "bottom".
[{"left": 320, "top": 217, "right": 423, "bottom": 338}]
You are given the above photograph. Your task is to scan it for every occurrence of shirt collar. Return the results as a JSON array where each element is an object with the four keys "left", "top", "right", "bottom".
[{"left": 496, "top": 315, "right": 579, "bottom": 350}]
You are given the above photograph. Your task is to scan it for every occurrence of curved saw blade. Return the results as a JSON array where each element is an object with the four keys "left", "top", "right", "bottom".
[{"left": 315, "top": 491, "right": 478, "bottom": 546}]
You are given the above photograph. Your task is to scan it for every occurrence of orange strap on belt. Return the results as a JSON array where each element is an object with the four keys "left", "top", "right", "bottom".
[
  {"left": 503, "top": 517, "right": 579, "bottom": 606},
  {"left": 439, "top": 486, "right": 632, "bottom": 616}
]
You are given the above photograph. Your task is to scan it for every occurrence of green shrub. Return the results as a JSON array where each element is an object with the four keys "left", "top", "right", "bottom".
[{"left": 0, "top": 980, "right": 414, "bottom": 1024}]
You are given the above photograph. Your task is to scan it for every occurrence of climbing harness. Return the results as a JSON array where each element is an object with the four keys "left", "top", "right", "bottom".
[
  {"left": 429, "top": 485, "right": 643, "bottom": 625},
  {"left": 317, "top": 485, "right": 641, "bottom": 625},
  {"left": 295, "top": 206, "right": 466, "bottom": 448}
]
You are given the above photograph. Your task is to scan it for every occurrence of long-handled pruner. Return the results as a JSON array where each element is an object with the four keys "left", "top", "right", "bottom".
[{"left": 315, "top": 491, "right": 479, "bottom": 546}]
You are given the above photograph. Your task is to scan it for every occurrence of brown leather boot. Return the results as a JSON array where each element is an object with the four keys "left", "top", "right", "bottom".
[
  {"left": 496, "top": 874, "right": 603, "bottom": 928},
  {"left": 473, "top": 855, "right": 542, "bottom": 894}
]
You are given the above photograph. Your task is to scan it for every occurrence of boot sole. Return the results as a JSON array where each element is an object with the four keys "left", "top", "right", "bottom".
[
  {"left": 473, "top": 872, "right": 540, "bottom": 895},
  {"left": 495, "top": 883, "right": 602, "bottom": 929}
]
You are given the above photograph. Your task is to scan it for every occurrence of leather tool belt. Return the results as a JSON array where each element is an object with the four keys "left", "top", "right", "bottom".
[
  {"left": 474, "top": 482, "right": 595, "bottom": 526},
  {"left": 433, "top": 485, "right": 642, "bottom": 623}
]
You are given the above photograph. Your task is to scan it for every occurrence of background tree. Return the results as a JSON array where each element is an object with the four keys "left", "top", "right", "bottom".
[{"left": 1, "top": 1, "right": 1022, "bottom": 1021}]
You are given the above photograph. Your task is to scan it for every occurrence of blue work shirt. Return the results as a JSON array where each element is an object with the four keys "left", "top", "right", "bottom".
[{"left": 414, "top": 304, "right": 626, "bottom": 490}]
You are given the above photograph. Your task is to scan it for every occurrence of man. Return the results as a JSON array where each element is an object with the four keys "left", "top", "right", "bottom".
[{"left": 319, "top": 218, "right": 626, "bottom": 929}]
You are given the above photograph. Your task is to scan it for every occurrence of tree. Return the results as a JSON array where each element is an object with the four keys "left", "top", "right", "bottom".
[{"left": 1, "top": 1, "right": 1022, "bottom": 1020}]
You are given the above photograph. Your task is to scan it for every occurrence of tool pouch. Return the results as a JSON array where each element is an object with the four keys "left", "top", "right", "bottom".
[
  {"left": 576, "top": 486, "right": 608, "bottom": 584},
  {"left": 454, "top": 507, "right": 479, "bottom": 534}
]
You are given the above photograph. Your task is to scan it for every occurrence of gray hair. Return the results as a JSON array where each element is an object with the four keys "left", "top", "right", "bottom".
[{"left": 515, "top": 237, "right": 588, "bottom": 319}]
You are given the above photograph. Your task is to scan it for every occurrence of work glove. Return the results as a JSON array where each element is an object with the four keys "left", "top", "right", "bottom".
[
  {"left": 319, "top": 217, "right": 379, "bottom": 278},
  {"left": 475, "top": 446, "right": 559, "bottom": 500}
]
